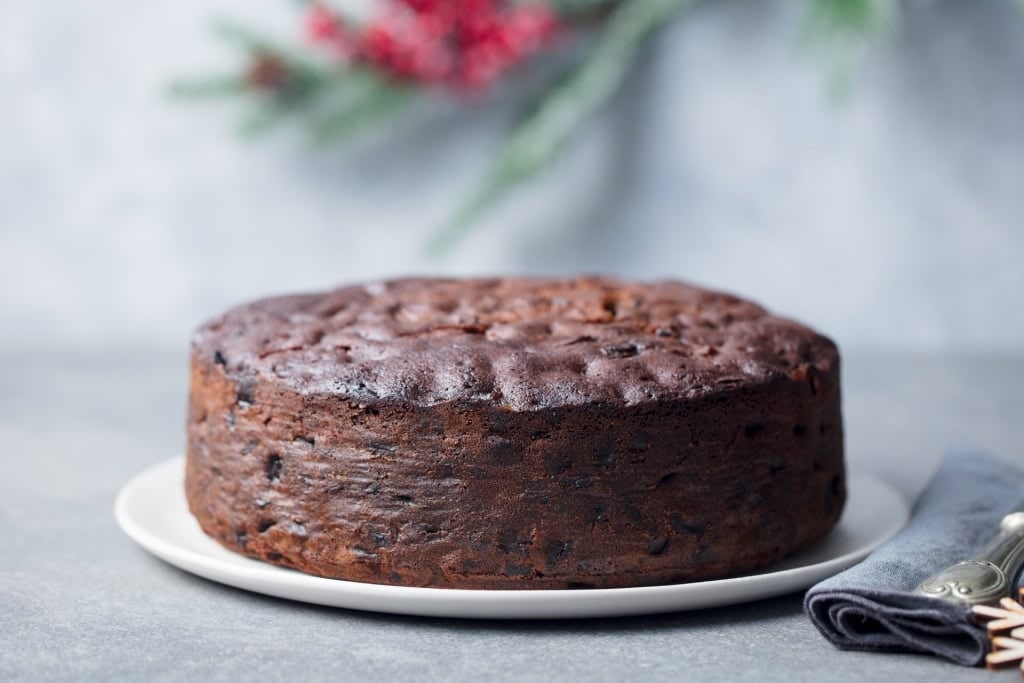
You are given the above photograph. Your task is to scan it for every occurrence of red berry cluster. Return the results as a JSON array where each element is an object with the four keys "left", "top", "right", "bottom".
[{"left": 305, "top": 1, "right": 559, "bottom": 91}]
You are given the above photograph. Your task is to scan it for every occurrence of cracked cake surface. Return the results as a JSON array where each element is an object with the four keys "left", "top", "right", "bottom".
[{"left": 186, "top": 276, "right": 846, "bottom": 589}]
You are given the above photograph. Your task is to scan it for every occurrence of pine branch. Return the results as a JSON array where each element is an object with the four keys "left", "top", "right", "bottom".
[
  {"left": 173, "top": 15, "right": 415, "bottom": 143},
  {"left": 169, "top": 75, "right": 248, "bottom": 98},
  {"left": 547, "top": 0, "right": 619, "bottom": 17},
  {"left": 240, "top": 105, "right": 294, "bottom": 136},
  {"left": 214, "top": 19, "right": 319, "bottom": 69},
  {"left": 426, "top": 0, "right": 696, "bottom": 256},
  {"left": 805, "top": 0, "right": 894, "bottom": 32},
  {"left": 310, "top": 72, "right": 416, "bottom": 144},
  {"left": 802, "top": 0, "right": 897, "bottom": 96}
]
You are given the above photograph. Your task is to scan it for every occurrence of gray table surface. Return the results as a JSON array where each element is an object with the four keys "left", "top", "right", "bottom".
[{"left": 2, "top": 349, "right": 1022, "bottom": 682}]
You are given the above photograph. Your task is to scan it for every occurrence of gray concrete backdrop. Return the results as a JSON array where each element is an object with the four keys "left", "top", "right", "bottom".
[{"left": 1, "top": 0, "right": 1022, "bottom": 351}]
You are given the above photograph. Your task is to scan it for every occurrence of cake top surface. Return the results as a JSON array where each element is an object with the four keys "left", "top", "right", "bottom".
[{"left": 194, "top": 276, "right": 838, "bottom": 410}]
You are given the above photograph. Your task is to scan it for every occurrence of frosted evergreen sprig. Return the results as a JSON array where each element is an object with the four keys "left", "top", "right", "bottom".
[
  {"left": 426, "top": 0, "right": 696, "bottom": 255},
  {"left": 174, "top": 0, "right": 913, "bottom": 254}
]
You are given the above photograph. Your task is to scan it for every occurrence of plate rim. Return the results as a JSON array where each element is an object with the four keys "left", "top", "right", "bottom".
[{"left": 115, "top": 457, "right": 908, "bottom": 619}]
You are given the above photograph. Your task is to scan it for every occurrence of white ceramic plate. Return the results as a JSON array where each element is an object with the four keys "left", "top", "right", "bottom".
[{"left": 115, "top": 457, "right": 907, "bottom": 619}]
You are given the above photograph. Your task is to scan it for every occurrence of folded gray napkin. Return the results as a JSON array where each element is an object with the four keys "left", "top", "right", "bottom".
[{"left": 805, "top": 449, "right": 1024, "bottom": 666}]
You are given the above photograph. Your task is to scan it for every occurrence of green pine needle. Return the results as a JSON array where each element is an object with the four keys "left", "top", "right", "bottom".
[
  {"left": 214, "top": 19, "right": 329, "bottom": 84},
  {"left": 310, "top": 73, "right": 416, "bottom": 144},
  {"left": 240, "top": 104, "right": 293, "bottom": 137},
  {"left": 804, "top": 0, "right": 894, "bottom": 33},
  {"left": 214, "top": 20, "right": 310, "bottom": 65},
  {"left": 175, "top": 19, "right": 413, "bottom": 143},
  {"left": 169, "top": 75, "right": 247, "bottom": 98},
  {"left": 426, "top": 0, "right": 697, "bottom": 257},
  {"left": 547, "top": 0, "right": 620, "bottom": 16},
  {"left": 802, "top": 0, "right": 896, "bottom": 97}
]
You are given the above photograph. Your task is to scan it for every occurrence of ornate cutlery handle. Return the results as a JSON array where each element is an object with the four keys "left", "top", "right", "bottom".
[{"left": 915, "top": 512, "right": 1024, "bottom": 605}]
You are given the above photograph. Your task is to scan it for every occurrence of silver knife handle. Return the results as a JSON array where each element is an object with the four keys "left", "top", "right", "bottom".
[{"left": 915, "top": 512, "right": 1024, "bottom": 605}]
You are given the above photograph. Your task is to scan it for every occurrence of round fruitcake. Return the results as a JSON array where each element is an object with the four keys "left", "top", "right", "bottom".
[{"left": 185, "top": 276, "right": 845, "bottom": 589}]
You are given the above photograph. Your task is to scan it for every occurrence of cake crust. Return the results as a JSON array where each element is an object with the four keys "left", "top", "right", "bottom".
[{"left": 185, "top": 277, "right": 845, "bottom": 589}]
